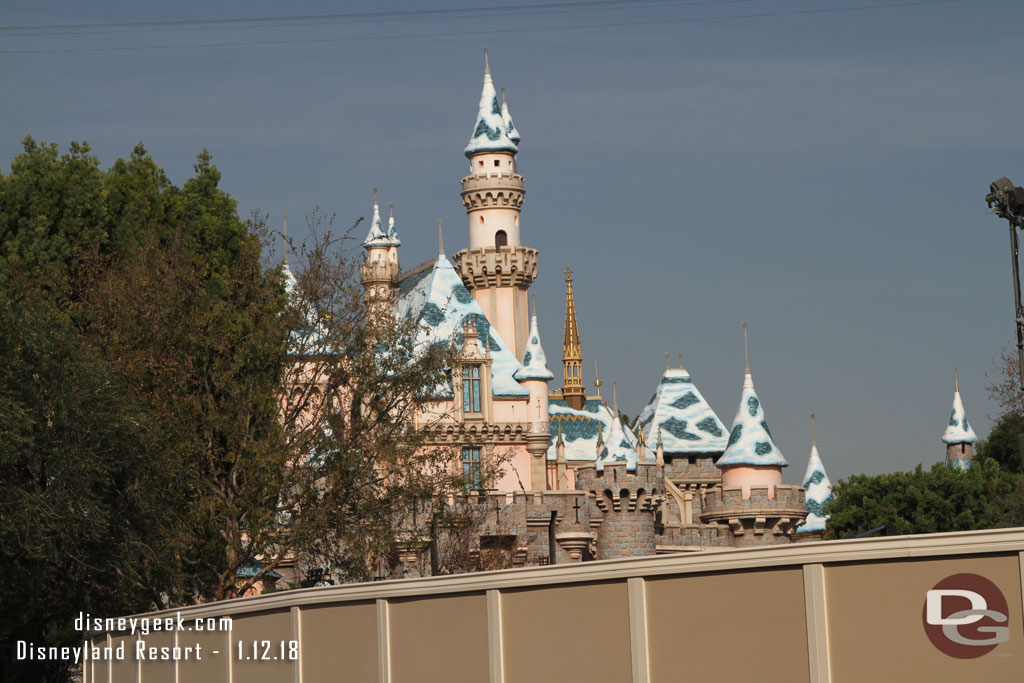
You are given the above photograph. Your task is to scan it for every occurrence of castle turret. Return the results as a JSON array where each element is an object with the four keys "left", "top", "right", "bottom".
[
  {"left": 359, "top": 189, "right": 400, "bottom": 322},
  {"left": 703, "top": 324, "right": 805, "bottom": 545},
  {"left": 576, "top": 387, "right": 662, "bottom": 559},
  {"left": 942, "top": 372, "right": 978, "bottom": 470},
  {"left": 797, "top": 413, "right": 834, "bottom": 539},
  {"left": 454, "top": 49, "right": 537, "bottom": 358},
  {"left": 560, "top": 265, "right": 586, "bottom": 409},
  {"left": 514, "top": 295, "right": 555, "bottom": 490}
]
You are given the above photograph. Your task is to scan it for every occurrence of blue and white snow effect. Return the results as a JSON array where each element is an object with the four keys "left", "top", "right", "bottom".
[
  {"left": 394, "top": 255, "right": 527, "bottom": 397},
  {"left": 363, "top": 200, "right": 400, "bottom": 248},
  {"left": 547, "top": 398, "right": 638, "bottom": 461},
  {"left": 636, "top": 368, "right": 728, "bottom": 453},
  {"left": 596, "top": 414, "right": 652, "bottom": 471},
  {"left": 798, "top": 443, "right": 833, "bottom": 533},
  {"left": 501, "top": 92, "right": 521, "bottom": 145},
  {"left": 941, "top": 390, "right": 978, "bottom": 445},
  {"left": 465, "top": 61, "right": 519, "bottom": 157},
  {"left": 717, "top": 373, "right": 788, "bottom": 468},
  {"left": 514, "top": 314, "right": 554, "bottom": 381}
]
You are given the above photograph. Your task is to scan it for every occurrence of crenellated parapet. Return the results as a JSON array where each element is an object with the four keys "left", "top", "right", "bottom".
[
  {"left": 577, "top": 462, "right": 664, "bottom": 559},
  {"left": 700, "top": 485, "right": 807, "bottom": 546},
  {"left": 460, "top": 172, "right": 526, "bottom": 210},
  {"left": 453, "top": 246, "right": 538, "bottom": 290}
]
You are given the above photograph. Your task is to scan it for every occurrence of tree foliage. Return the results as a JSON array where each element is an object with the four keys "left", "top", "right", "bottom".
[
  {"left": 825, "top": 460, "right": 1022, "bottom": 537},
  {"left": 0, "top": 138, "right": 462, "bottom": 681},
  {"left": 976, "top": 411, "right": 1024, "bottom": 474}
]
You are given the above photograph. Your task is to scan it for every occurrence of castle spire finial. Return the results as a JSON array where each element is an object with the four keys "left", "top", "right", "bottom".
[
  {"left": 678, "top": 352, "right": 683, "bottom": 369},
  {"left": 373, "top": 186, "right": 378, "bottom": 207},
  {"left": 665, "top": 352, "right": 670, "bottom": 371},
  {"left": 811, "top": 412, "right": 817, "bottom": 448},
  {"left": 388, "top": 201, "right": 393, "bottom": 220},
  {"left": 593, "top": 359, "right": 602, "bottom": 398},
  {"left": 743, "top": 321, "right": 750, "bottom": 375},
  {"left": 612, "top": 380, "right": 619, "bottom": 416},
  {"left": 484, "top": 47, "right": 490, "bottom": 76},
  {"left": 437, "top": 219, "right": 445, "bottom": 257},
  {"left": 561, "top": 261, "right": 585, "bottom": 409},
  {"left": 955, "top": 367, "right": 959, "bottom": 393},
  {"left": 282, "top": 211, "right": 289, "bottom": 266}
]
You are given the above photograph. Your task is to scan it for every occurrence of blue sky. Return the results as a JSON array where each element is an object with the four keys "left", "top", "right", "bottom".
[{"left": 3, "top": 0, "right": 1023, "bottom": 483}]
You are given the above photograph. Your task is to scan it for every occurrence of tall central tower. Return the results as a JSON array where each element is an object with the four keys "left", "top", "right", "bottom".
[{"left": 454, "top": 49, "right": 538, "bottom": 359}]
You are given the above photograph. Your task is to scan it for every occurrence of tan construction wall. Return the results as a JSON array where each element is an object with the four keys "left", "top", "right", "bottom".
[{"left": 86, "top": 527, "right": 1024, "bottom": 683}]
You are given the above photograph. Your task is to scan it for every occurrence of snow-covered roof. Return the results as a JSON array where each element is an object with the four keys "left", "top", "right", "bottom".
[
  {"left": 597, "top": 416, "right": 652, "bottom": 472},
  {"left": 547, "top": 398, "right": 637, "bottom": 461},
  {"left": 636, "top": 367, "right": 728, "bottom": 454},
  {"left": 501, "top": 87, "right": 521, "bottom": 146},
  {"left": 363, "top": 199, "right": 401, "bottom": 248},
  {"left": 941, "top": 390, "right": 978, "bottom": 445},
  {"left": 717, "top": 373, "right": 789, "bottom": 468},
  {"left": 465, "top": 53, "right": 519, "bottom": 157},
  {"left": 394, "top": 255, "right": 527, "bottom": 397},
  {"left": 798, "top": 443, "right": 834, "bottom": 533},
  {"left": 514, "top": 313, "right": 554, "bottom": 381}
]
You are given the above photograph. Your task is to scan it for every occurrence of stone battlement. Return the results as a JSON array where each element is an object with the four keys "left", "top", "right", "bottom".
[
  {"left": 460, "top": 173, "right": 526, "bottom": 210},
  {"left": 699, "top": 485, "right": 808, "bottom": 545},
  {"left": 359, "top": 260, "right": 399, "bottom": 284},
  {"left": 454, "top": 246, "right": 538, "bottom": 289}
]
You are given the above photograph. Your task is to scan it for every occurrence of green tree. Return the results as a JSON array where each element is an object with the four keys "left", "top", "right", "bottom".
[
  {"left": 976, "top": 412, "right": 1024, "bottom": 474},
  {"left": 825, "top": 460, "right": 1022, "bottom": 537}
]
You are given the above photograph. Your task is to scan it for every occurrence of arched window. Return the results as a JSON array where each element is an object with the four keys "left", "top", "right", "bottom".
[{"left": 495, "top": 230, "right": 508, "bottom": 248}]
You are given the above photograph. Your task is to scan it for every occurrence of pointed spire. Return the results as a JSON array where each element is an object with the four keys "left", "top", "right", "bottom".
[
  {"left": 596, "top": 423, "right": 604, "bottom": 450},
  {"left": 561, "top": 262, "right": 585, "bottom": 409},
  {"left": 612, "top": 380, "right": 619, "bottom": 416},
  {"left": 799, "top": 415, "right": 834, "bottom": 533},
  {"left": 678, "top": 352, "right": 683, "bottom": 369},
  {"left": 556, "top": 420, "right": 564, "bottom": 447},
  {"left": 593, "top": 359, "right": 603, "bottom": 398},
  {"left": 514, "top": 297, "right": 554, "bottom": 382},
  {"left": 718, "top": 325, "right": 787, "bottom": 469},
  {"left": 437, "top": 219, "right": 445, "bottom": 257},
  {"left": 363, "top": 187, "right": 399, "bottom": 248},
  {"left": 500, "top": 85, "right": 521, "bottom": 145},
  {"left": 282, "top": 211, "right": 289, "bottom": 267},
  {"left": 942, "top": 374, "right": 979, "bottom": 445},
  {"left": 665, "top": 352, "right": 670, "bottom": 372},
  {"left": 955, "top": 367, "right": 959, "bottom": 393},
  {"left": 385, "top": 201, "right": 401, "bottom": 245},
  {"left": 466, "top": 48, "right": 518, "bottom": 157}
]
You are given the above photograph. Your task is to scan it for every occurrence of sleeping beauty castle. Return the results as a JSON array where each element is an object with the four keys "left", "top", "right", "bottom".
[{"left": 345, "top": 51, "right": 975, "bottom": 572}]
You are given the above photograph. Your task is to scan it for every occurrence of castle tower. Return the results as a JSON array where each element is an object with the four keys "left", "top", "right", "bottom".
[
  {"left": 942, "top": 372, "right": 978, "bottom": 470},
  {"left": 576, "top": 388, "right": 662, "bottom": 559},
  {"left": 560, "top": 265, "right": 586, "bottom": 410},
  {"left": 797, "top": 413, "right": 834, "bottom": 538},
  {"left": 514, "top": 295, "right": 555, "bottom": 490},
  {"left": 703, "top": 324, "right": 805, "bottom": 545},
  {"left": 359, "top": 189, "right": 401, "bottom": 322},
  {"left": 453, "top": 49, "right": 538, "bottom": 359}
]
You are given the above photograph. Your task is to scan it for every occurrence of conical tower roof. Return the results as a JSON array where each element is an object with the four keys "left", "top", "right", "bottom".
[
  {"left": 636, "top": 360, "right": 728, "bottom": 454},
  {"left": 514, "top": 303, "right": 554, "bottom": 381},
  {"left": 799, "top": 415, "right": 834, "bottom": 533},
  {"left": 363, "top": 191, "right": 400, "bottom": 248},
  {"left": 465, "top": 49, "right": 519, "bottom": 157},
  {"left": 597, "top": 415, "right": 651, "bottom": 472},
  {"left": 718, "top": 326, "right": 788, "bottom": 468},
  {"left": 941, "top": 377, "right": 978, "bottom": 445},
  {"left": 501, "top": 86, "right": 521, "bottom": 145}
]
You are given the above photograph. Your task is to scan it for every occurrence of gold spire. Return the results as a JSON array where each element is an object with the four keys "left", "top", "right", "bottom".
[
  {"left": 562, "top": 262, "right": 585, "bottom": 409},
  {"left": 593, "top": 359, "right": 602, "bottom": 398},
  {"left": 954, "top": 367, "right": 959, "bottom": 393}
]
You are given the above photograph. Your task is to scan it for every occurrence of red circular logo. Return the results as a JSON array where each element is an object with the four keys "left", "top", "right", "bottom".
[{"left": 922, "top": 573, "right": 1010, "bottom": 659}]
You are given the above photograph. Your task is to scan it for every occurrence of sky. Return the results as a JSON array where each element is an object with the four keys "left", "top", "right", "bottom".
[{"left": 3, "top": 0, "right": 1024, "bottom": 484}]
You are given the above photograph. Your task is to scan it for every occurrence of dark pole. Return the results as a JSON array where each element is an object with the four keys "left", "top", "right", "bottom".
[
  {"left": 1008, "top": 219, "right": 1024, "bottom": 391},
  {"left": 987, "top": 177, "right": 1024, "bottom": 469}
]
